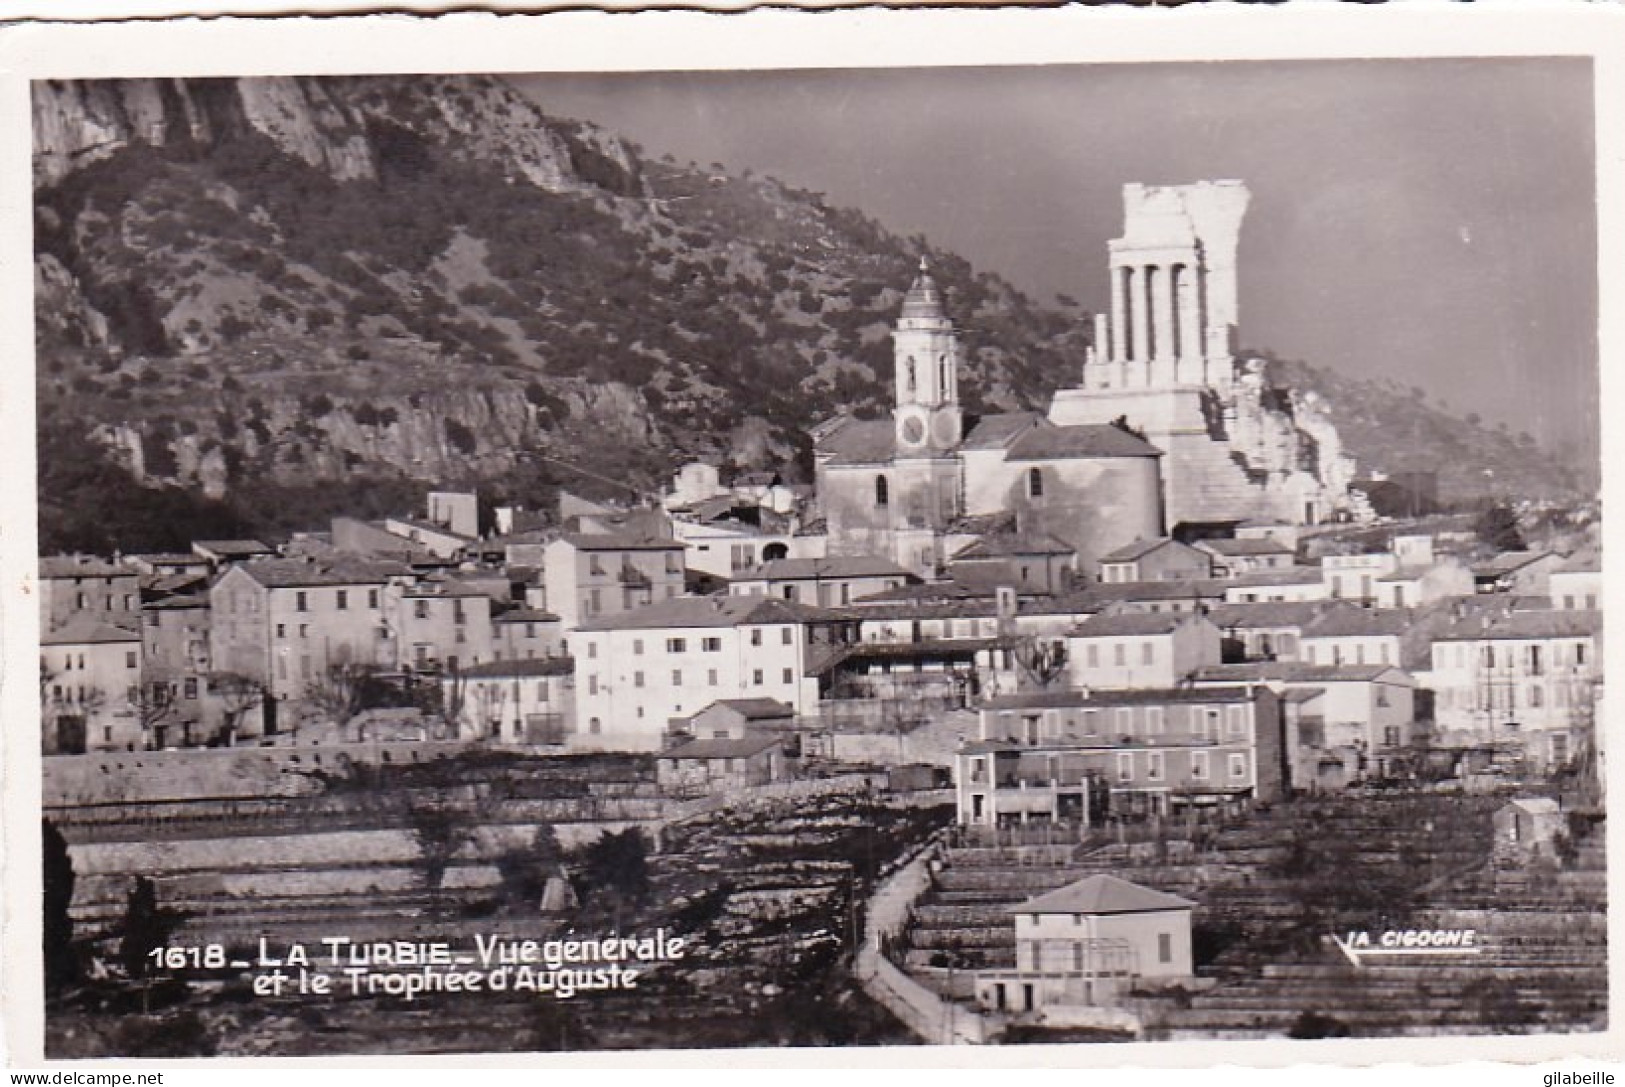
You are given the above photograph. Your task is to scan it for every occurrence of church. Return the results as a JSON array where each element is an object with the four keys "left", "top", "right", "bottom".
[{"left": 812, "top": 180, "right": 1362, "bottom": 580}]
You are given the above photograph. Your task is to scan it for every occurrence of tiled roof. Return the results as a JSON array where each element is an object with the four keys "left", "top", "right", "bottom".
[
  {"left": 455, "top": 657, "right": 575, "bottom": 679},
  {"left": 1011, "top": 874, "right": 1195, "bottom": 916},
  {"left": 818, "top": 419, "right": 896, "bottom": 466},
  {"left": 1302, "top": 609, "right": 1414, "bottom": 638},
  {"left": 1098, "top": 537, "right": 1183, "bottom": 564},
  {"left": 557, "top": 533, "right": 684, "bottom": 552},
  {"left": 1196, "top": 537, "right": 1295, "bottom": 557},
  {"left": 42, "top": 615, "right": 141, "bottom": 645},
  {"left": 1206, "top": 601, "right": 1345, "bottom": 630},
  {"left": 743, "top": 556, "right": 910, "bottom": 581},
  {"left": 1070, "top": 612, "right": 1207, "bottom": 638},
  {"left": 233, "top": 557, "right": 410, "bottom": 589},
  {"left": 1431, "top": 609, "right": 1602, "bottom": 643},
  {"left": 193, "top": 540, "right": 274, "bottom": 557},
  {"left": 983, "top": 686, "right": 1257, "bottom": 711},
  {"left": 698, "top": 697, "right": 797, "bottom": 720},
  {"left": 494, "top": 608, "right": 560, "bottom": 623},
  {"left": 39, "top": 555, "right": 133, "bottom": 579},
  {"left": 1003, "top": 423, "right": 1161, "bottom": 462},
  {"left": 574, "top": 595, "right": 841, "bottom": 632},
  {"left": 1189, "top": 662, "right": 1405, "bottom": 684},
  {"left": 1473, "top": 550, "right": 1557, "bottom": 576},
  {"left": 1224, "top": 566, "right": 1324, "bottom": 588},
  {"left": 952, "top": 533, "right": 1076, "bottom": 560},
  {"left": 959, "top": 412, "right": 1045, "bottom": 451}
]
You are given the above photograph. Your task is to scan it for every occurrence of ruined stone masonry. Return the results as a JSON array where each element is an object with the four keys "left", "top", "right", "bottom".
[{"left": 1049, "top": 180, "right": 1363, "bottom": 529}]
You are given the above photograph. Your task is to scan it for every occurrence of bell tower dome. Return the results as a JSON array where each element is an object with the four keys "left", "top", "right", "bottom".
[{"left": 893, "top": 257, "right": 963, "bottom": 454}]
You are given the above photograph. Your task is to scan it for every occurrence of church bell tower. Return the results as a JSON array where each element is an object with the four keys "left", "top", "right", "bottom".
[{"left": 892, "top": 257, "right": 963, "bottom": 455}]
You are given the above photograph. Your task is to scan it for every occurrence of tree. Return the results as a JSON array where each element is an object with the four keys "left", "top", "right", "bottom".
[
  {"left": 1474, "top": 505, "right": 1526, "bottom": 552},
  {"left": 43, "top": 819, "right": 77, "bottom": 996},
  {"left": 301, "top": 660, "right": 384, "bottom": 732},
  {"left": 118, "top": 876, "right": 184, "bottom": 1012},
  {"left": 133, "top": 679, "right": 177, "bottom": 750},
  {"left": 209, "top": 671, "right": 266, "bottom": 746},
  {"left": 579, "top": 827, "right": 651, "bottom": 910}
]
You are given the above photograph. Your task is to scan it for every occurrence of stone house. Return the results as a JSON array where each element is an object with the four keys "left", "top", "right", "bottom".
[
  {"left": 542, "top": 533, "right": 687, "bottom": 633},
  {"left": 728, "top": 554, "right": 913, "bottom": 607},
  {"left": 569, "top": 595, "right": 842, "bottom": 752},
  {"left": 41, "top": 615, "right": 143, "bottom": 754},
  {"left": 383, "top": 579, "right": 495, "bottom": 674},
  {"left": 445, "top": 656, "right": 574, "bottom": 745},
  {"left": 492, "top": 606, "right": 565, "bottom": 661},
  {"left": 38, "top": 554, "right": 141, "bottom": 634},
  {"left": 1065, "top": 612, "right": 1222, "bottom": 690},
  {"left": 974, "top": 875, "right": 1195, "bottom": 1014},
  {"left": 1096, "top": 537, "right": 1212, "bottom": 584},
  {"left": 1193, "top": 537, "right": 1296, "bottom": 578},
  {"left": 1222, "top": 567, "right": 1328, "bottom": 604},
  {"left": 957, "top": 685, "right": 1285, "bottom": 823},
  {"left": 139, "top": 594, "right": 213, "bottom": 748},
  {"left": 1550, "top": 556, "right": 1601, "bottom": 611}
]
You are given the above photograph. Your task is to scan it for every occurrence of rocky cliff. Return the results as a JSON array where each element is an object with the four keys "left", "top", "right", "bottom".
[{"left": 32, "top": 74, "right": 1585, "bottom": 553}]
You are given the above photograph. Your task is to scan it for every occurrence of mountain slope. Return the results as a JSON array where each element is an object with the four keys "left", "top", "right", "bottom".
[{"left": 32, "top": 75, "right": 1583, "bottom": 553}]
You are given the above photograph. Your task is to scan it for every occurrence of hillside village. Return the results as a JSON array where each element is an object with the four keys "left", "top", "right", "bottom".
[{"left": 40, "top": 179, "right": 1605, "bottom": 1053}]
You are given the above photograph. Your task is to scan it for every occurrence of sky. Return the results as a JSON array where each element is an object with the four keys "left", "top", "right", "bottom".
[{"left": 515, "top": 58, "right": 1599, "bottom": 468}]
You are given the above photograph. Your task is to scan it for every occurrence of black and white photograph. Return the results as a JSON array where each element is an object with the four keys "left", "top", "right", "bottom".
[{"left": 6, "top": 7, "right": 1616, "bottom": 1066}]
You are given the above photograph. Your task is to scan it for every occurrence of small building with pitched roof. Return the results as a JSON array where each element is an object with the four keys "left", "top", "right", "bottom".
[{"left": 975, "top": 873, "right": 1195, "bottom": 1013}]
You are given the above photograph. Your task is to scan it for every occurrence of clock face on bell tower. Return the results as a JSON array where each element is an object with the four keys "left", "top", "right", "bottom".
[{"left": 901, "top": 415, "right": 926, "bottom": 446}]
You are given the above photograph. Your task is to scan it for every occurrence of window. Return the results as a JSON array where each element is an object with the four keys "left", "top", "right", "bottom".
[
  {"left": 667, "top": 637, "right": 687, "bottom": 653},
  {"left": 634, "top": 671, "right": 645, "bottom": 688},
  {"left": 634, "top": 638, "right": 645, "bottom": 656},
  {"left": 276, "top": 623, "right": 286, "bottom": 639},
  {"left": 183, "top": 678, "right": 197, "bottom": 699},
  {"left": 753, "top": 669, "right": 764, "bottom": 686},
  {"left": 1190, "top": 750, "right": 1209, "bottom": 780},
  {"left": 1140, "top": 642, "right": 1154, "bottom": 666},
  {"left": 875, "top": 476, "right": 889, "bottom": 507},
  {"left": 1204, "top": 707, "right": 1221, "bottom": 740},
  {"left": 590, "top": 555, "right": 606, "bottom": 576},
  {"left": 702, "top": 637, "right": 722, "bottom": 652},
  {"left": 588, "top": 675, "right": 599, "bottom": 695},
  {"left": 336, "top": 590, "right": 348, "bottom": 611},
  {"left": 296, "top": 591, "right": 308, "bottom": 612},
  {"left": 299, "top": 624, "right": 309, "bottom": 639},
  {"left": 672, "top": 670, "right": 683, "bottom": 686},
  {"left": 1113, "top": 644, "right": 1126, "bottom": 667},
  {"left": 1027, "top": 468, "right": 1043, "bottom": 498},
  {"left": 537, "top": 683, "right": 549, "bottom": 703},
  {"left": 368, "top": 589, "right": 379, "bottom": 609},
  {"left": 1116, "top": 752, "right": 1134, "bottom": 783},
  {"left": 1116, "top": 707, "right": 1134, "bottom": 737},
  {"left": 589, "top": 717, "right": 602, "bottom": 734},
  {"left": 589, "top": 589, "right": 602, "bottom": 614},
  {"left": 1147, "top": 751, "right": 1164, "bottom": 781},
  {"left": 1147, "top": 706, "right": 1165, "bottom": 735},
  {"left": 1229, "top": 753, "right": 1248, "bottom": 780},
  {"left": 414, "top": 600, "right": 429, "bottom": 620},
  {"left": 751, "top": 629, "right": 763, "bottom": 647},
  {"left": 782, "top": 667, "right": 793, "bottom": 684},
  {"left": 1576, "top": 642, "right": 1588, "bottom": 666},
  {"left": 1158, "top": 933, "right": 1173, "bottom": 965},
  {"left": 1529, "top": 685, "right": 1544, "bottom": 708},
  {"left": 125, "top": 651, "right": 137, "bottom": 669},
  {"left": 708, "top": 669, "right": 718, "bottom": 686},
  {"left": 781, "top": 628, "right": 793, "bottom": 645},
  {"left": 1083, "top": 709, "right": 1098, "bottom": 735}
]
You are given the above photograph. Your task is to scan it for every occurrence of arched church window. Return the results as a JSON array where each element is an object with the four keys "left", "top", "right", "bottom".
[
  {"left": 906, "top": 358, "right": 917, "bottom": 393},
  {"left": 1028, "top": 468, "right": 1044, "bottom": 499},
  {"left": 875, "top": 476, "right": 890, "bottom": 507},
  {"left": 939, "top": 356, "right": 948, "bottom": 394}
]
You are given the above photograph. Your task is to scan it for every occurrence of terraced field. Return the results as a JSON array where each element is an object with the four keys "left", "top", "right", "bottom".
[{"left": 892, "top": 793, "right": 1606, "bottom": 1041}]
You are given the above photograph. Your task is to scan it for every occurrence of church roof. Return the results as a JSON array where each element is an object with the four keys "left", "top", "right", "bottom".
[
  {"left": 899, "top": 258, "right": 946, "bottom": 319},
  {"left": 960, "top": 412, "right": 1045, "bottom": 450},
  {"left": 819, "top": 419, "right": 896, "bottom": 466},
  {"left": 1004, "top": 423, "right": 1162, "bottom": 462}
]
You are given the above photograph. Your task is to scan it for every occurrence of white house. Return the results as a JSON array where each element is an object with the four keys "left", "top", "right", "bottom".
[
  {"left": 975, "top": 874, "right": 1195, "bottom": 1014},
  {"left": 41, "top": 616, "right": 143, "bottom": 754},
  {"left": 1066, "top": 612, "right": 1222, "bottom": 690},
  {"left": 569, "top": 595, "right": 841, "bottom": 752},
  {"left": 445, "top": 657, "right": 574, "bottom": 746}
]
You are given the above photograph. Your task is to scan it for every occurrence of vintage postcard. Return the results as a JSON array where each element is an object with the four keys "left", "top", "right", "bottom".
[{"left": 1, "top": 4, "right": 1620, "bottom": 1071}]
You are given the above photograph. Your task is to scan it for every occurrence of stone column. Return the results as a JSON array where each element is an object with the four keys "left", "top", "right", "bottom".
[
  {"left": 1152, "top": 261, "right": 1175, "bottom": 381},
  {"left": 1092, "top": 313, "right": 1110, "bottom": 386},
  {"left": 1178, "top": 264, "right": 1202, "bottom": 383},
  {"left": 1133, "top": 266, "right": 1152, "bottom": 374},
  {"left": 1109, "top": 264, "right": 1127, "bottom": 363}
]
